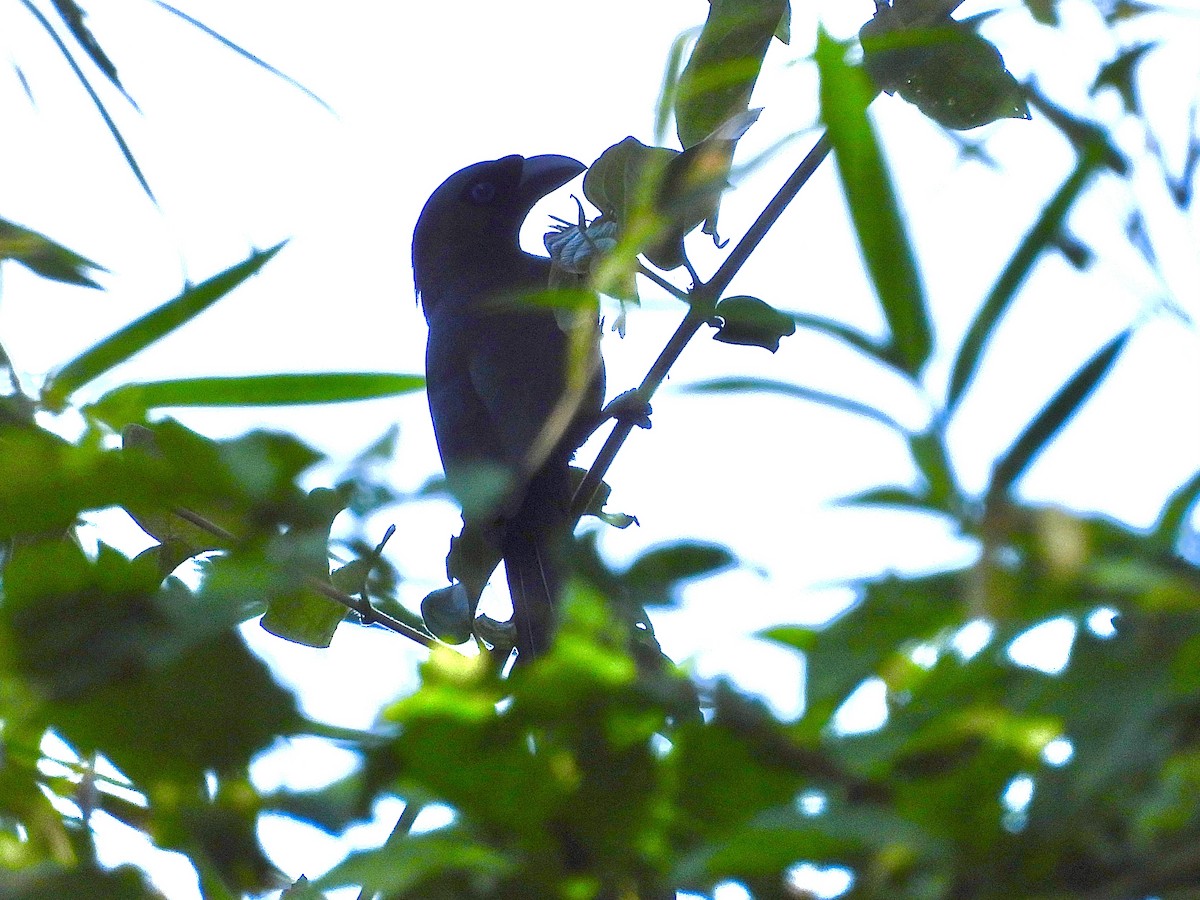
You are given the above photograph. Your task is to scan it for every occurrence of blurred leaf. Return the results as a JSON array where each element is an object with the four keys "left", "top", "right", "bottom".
[
  {"left": 1024, "top": 0, "right": 1059, "bottom": 24},
  {"left": 259, "top": 487, "right": 349, "bottom": 648},
  {"left": 860, "top": 11, "right": 1029, "bottom": 130},
  {"left": 1090, "top": 42, "right": 1156, "bottom": 115},
  {"left": 1027, "top": 85, "right": 1129, "bottom": 174},
  {"left": 815, "top": 29, "right": 932, "bottom": 376},
  {"left": 151, "top": 2, "right": 331, "bottom": 111},
  {"left": 0, "top": 217, "right": 105, "bottom": 288},
  {"left": 88, "top": 372, "right": 423, "bottom": 427},
  {"left": 1153, "top": 470, "right": 1200, "bottom": 551},
  {"left": 16, "top": 0, "right": 151, "bottom": 198},
  {"left": 909, "top": 427, "right": 961, "bottom": 512},
  {"left": 947, "top": 154, "right": 1099, "bottom": 411},
  {"left": 675, "top": 0, "right": 785, "bottom": 149},
  {"left": 653, "top": 27, "right": 698, "bottom": 144},
  {"left": 790, "top": 310, "right": 908, "bottom": 372},
  {"left": 684, "top": 376, "right": 907, "bottom": 433},
  {"left": 43, "top": 244, "right": 285, "bottom": 410},
  {"left": 320, "top": 831, "right": 515, "bottom": 896},
  {"left": 625, "top": 541, "right": 736, "bottom": 607},
  {"left": 0, "top": 863, "right": 166, "bottom": 900},
  {"left": 713, "top": 295, "right": 796, "bottom": 351},
  {"left": 837, "top": 485, "right": 949, "bottom": 514},
  {"left": 989, "top": 330, "right": 1131, "bottom": 500},
  {"left": 1, "top": 541, "right": 299, "bottom": 783},
  {"left": 50, "top": 0, "right": 130, "bottom": 100},
  {"left": 420, "top": 584, "right": 474, "bottom": 645}
]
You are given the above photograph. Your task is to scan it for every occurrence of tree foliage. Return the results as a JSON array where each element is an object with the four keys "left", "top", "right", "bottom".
[{"left": 2, "top": 0, "right": 1199, "bottom": 898}]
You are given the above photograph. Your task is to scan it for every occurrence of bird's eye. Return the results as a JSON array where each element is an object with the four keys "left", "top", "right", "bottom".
[{"left": 468, "top": 181, "right": 496, "bottom": 205}]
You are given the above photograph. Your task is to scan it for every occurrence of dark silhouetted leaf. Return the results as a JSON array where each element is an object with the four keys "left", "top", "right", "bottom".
[
  {"left": 713, "top": 295, "right": 796, "bottom": 351},
  {"left": 861, "top": 8, "right": 1029, "bottom": 130},
  {"left": 675, "top": 0, "right": 785, "bottom": 149}
]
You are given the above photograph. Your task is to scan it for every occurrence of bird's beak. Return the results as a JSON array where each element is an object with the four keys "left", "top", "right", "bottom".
[{"left": 517, "top": 154, "right": 586, "bottom": 207}]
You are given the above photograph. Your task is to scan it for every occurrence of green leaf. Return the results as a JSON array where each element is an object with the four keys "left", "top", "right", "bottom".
[
  {"left": 946, "top": 155, "right": 1099, "bottom": 411},
  {"left": 624, "top": 541, "right": 736, "bottom": 607},
  {"left": 790, "top": 311, "right": 906, "bottom": 372},
  {"left": 0, "top": 216, "right": 105, "bottom": 287},
  {"left": 684, "top": 376, "right": 908, "bottom": 434},
  {"left": 1090, "top": 42, "right": 1157, "bottom": 115},
  {"left": 860, "top": 12, "right": 1030, "bottom": 130},
  {"left": 1024, "top": 0, "right": 1059, "bottom": 25},
  {"left": 43, "top": 244, "right": 285, "bottom": 410},
  {"left": 1152, "top": 469, "right": 1200, "bottom": 551},
  {"left": 1026, "top": 86, "right": 1129, "bottom": 174},
  {"left": 259, "top": 487, "right": 349, "bottom": 649},
  {"left": 88, "top": 372, "right": 423, "bottom": 427},
  {"left": 420, "top": 584, "right": 474, "bottom": 645},
  {"left": 815, "top": 29, "right": 932, "bottom": 376},
  {"left": 2, "top": 541, "right": 299, "bottom": 783},
  {"left": 17, "top": 0, "right": 152, "bottom": 198},
  {"left": 989, "top": 330, "right": 1131, "bottom": 500},
  {"left": 675, "top": 0, "right": 785, "bottom": 149},
  {"left": 713, "top": 295, "right": 797, "bottom": 352}
]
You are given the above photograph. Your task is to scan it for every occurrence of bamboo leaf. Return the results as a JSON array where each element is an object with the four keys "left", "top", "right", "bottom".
[
  {"left": 947, "top": 154, "right": 1100, "bottom": 411},
  {"left": 815, "top": 30, "right": 932, "bottom": 376},
  {"left": 988, "top": 330, "right": 1131, "bottom": 500},
  {"left": 684, "top": 376, "right": 907, "bottom": 433},
  {"left": 44, "top": 244, "right": 285, "bottom": 409},
  {"left": 18, "top": 0, "right": 152, "bottom": 198},
  {"left": 87, "top": 372, "right": 424, "bottom": 427}
]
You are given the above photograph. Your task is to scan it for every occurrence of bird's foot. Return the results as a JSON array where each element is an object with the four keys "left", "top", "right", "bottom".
[{"left": 603, "top": 389, "right": 652, "bottom": 430}]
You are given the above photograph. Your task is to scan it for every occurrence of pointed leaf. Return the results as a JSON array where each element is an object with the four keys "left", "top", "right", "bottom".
[
  {"left": 87, "top": 372, "right": 423, "bottom": 427},
  {"left": 815, "top": 30, "right": 931, "bottom": 375},
  {"left": 0, "top": 217, "right": 105, "bottom": 288},
  {"left": 49, "top": 0, "right": 131, "bottom": 100},
  {"left": 946, "top": 156, "right": 1097, "bottom": 411},
  {"left": 675, "top": 0, "right": 785, "bottom": 149},
  {"left": 790, "top": 311, "right": 908, "bottom": 372},
  {"left": 18, "top": 0, "right": 152, "bottom": 197},
  {"left": 684, "top": 376, "right": 907, "bottom": 433},
  {"left": 43, "top": 244, "right": 285, "bottom": 410},
  {"left": 1090, "top": 42, "right": 1157, "bottom": 115},
  {"left": 1153, "top": 469, "right": 1200, "bottom": 551},
  {"left": 989, "top": 330, "right": 1131, "bottom": 500}
]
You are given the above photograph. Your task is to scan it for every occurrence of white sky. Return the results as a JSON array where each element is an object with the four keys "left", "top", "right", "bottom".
[{"left": 4, "top": 1, "right": 1199, "bottom": 897}]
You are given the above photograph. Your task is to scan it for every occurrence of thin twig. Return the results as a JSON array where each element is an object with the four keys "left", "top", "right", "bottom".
[
  {"left": 168, "top": 506, "right": 439, "bottom": 649},
  {"left": 571, "top": 132, "right": 833, "bottom": 519}
]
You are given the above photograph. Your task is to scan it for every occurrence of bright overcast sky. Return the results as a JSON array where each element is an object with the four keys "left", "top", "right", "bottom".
[{"left": 3, "top": 1, "right": 1199, "bottom": 896}]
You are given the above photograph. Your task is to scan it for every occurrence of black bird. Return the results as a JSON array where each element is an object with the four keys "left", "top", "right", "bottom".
[{"left": 413, "top": 154, "right": 602, "bottom": 661}]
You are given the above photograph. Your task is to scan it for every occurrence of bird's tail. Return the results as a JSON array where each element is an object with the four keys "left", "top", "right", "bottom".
[{"left": 502, "top": 464, "right": 571, "bottom": 661}]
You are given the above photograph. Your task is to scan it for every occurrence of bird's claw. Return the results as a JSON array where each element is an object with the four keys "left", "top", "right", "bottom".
[{"left": 604, "top": 389, "right": 652, "bottom": 430}]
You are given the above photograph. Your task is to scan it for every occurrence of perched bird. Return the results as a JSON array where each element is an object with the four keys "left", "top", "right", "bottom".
[{"left": 413, "top": 154, "right": 603, "bottom": 661}]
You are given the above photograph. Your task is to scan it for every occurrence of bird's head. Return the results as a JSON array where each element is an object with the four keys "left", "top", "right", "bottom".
[{"left": 413, "top": 154, "right": 585, "bottom": 312}]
